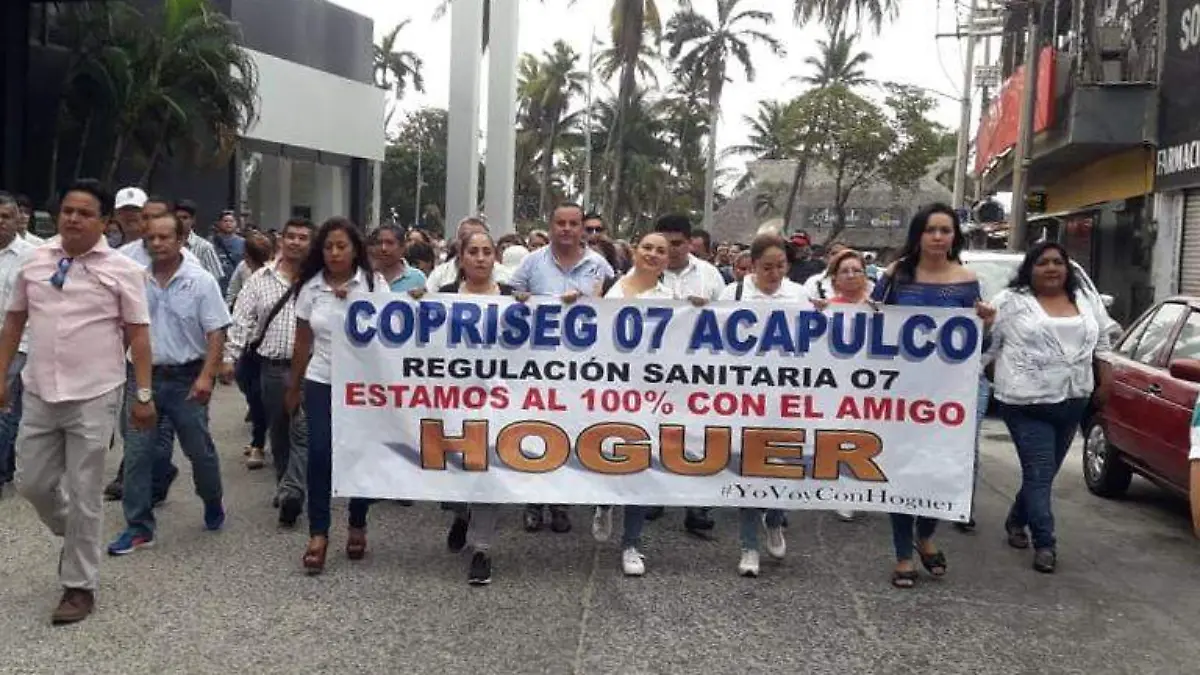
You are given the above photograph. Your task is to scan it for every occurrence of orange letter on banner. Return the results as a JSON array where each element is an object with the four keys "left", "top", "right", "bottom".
[
  {"left": 741, "top": 428, "right": 806, "bottom": 479},
  {"left": 811, "top": 431, "right": 886, "bottom": 481},
  {"left": 420, "top": 419, "right": 489, "bottom": 471},
  {"left": 496, "top": 421, "right": 570, "bottom": 473},
  {"left": 659, "top": 425, "right": 731, "bottom": 476},
  {"left": 576, "top": 423, "right": 650, "bottom": 474}
]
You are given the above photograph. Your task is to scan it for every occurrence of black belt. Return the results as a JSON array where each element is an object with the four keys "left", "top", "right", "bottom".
[
  {"left": 152, "top": 360, "right": 204, "bottom": 377},
  {"left": 261, "top": 358, "right": 291, "bottom": 368}
]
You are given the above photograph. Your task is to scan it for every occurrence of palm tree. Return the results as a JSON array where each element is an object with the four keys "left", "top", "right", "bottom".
[
  {"left": 666, "top": 0, "right": 784, "bottom": 229},
  {"left": 374, "top": 19, "right": 426, "bottom": 101},
  {"left": 106, "top": 0, "right": 259, "bottom": 186},
  {"left": 603, "top": 0, "right": 663, "bottom": 227},
  {"left": 797, "top": 29, "right": 872, "bottom": 88},
  {"left": 729, "top": 99, "right": 801, "bottom": 160},
  {"left": 518, "top": 41, "right": 587, "bottom": 216},
  {"left": 792, "top": 0, "right": 899, "bottom": 33}
]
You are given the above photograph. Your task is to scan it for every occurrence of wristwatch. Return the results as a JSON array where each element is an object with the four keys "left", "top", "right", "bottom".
[{"left": 135, "top": 388, "right": 153, "bottom": 404}]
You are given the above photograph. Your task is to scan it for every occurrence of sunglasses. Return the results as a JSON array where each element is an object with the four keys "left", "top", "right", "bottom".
[
  {"left": 50, "top": 257, "right": 74, "bottom": 289},
  {"left": 586, "top": 227, "right": 604, "bottom": 234}
]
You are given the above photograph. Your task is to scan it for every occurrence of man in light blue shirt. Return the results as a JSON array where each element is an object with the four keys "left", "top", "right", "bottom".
[
  {"left": 509, "top": 202, "right": 614, "bottom": 535},
  {"left": 108, "top": 212, "right": 231, "bottom": 555},
  {"left": 509, "top": 203, "right": 614, "bottom": 299}
]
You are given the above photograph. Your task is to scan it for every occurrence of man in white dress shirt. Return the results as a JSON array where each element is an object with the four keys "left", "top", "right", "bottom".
[{"left": 0, "top": 193, "right": 36, "bottom": 497}]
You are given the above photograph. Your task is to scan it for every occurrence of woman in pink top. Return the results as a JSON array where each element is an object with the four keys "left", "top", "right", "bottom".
[{"left": 826, "top": 249, "right": 871, "bottom": 305}]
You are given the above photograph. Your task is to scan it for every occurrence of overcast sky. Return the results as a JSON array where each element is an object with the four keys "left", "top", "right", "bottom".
[{"left": 329, "top": 0, "right": 985, "bottom": 179}]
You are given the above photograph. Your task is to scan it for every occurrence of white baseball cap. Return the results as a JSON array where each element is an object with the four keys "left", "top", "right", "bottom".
[{"left": 114, "top": 186, "right": 148, "bottom": 210}]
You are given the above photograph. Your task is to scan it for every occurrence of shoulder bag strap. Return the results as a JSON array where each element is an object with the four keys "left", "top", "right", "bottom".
[
  {"left": 251, "top": 288, "right": 293, "bottom": 347},
  {"left": 735, "top": 279, "right": 745, "bottom": 301}
]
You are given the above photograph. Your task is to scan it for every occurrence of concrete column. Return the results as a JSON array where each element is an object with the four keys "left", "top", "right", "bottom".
[
  {"left": 371, "top": 159, "right": 383, "bottom": 228},
  {"left": 313, "top": 163, "right": 345, "bottom": 224},
  {"left": 445, "top": 0, "right": 485, "bottom": 236},
  {"left": 485, "top": 0, "right": 519, "bottom": 236},
  {"left": 259, "top": 154, "right": 293, "bottom": 230}
]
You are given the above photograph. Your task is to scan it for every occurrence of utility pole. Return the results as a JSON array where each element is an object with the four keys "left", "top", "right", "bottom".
[
  {"left": 952, "top": 0, "right": 980, "bottom": 211},
  {"left": 1008, "top": 0, "right": 1041, "bottom": 251},
  {"left": 976, "top": 23, "right": 994, "bottom": 203},
  {"left": 414, "top": 141, "right": 423, "bottom": 227}
]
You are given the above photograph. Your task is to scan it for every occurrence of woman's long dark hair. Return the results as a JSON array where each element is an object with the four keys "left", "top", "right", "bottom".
[
  {"left": 892, "top": 202, "right": 964, "bottom": 284},
  {"left": 292, "top": 217, "right": 375, "bottom": 297},
  {"left": 1008, "top": 240, "right": 1080, "bottom": 302}
]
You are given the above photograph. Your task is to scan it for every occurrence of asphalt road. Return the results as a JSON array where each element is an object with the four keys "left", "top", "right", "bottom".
[{"left": 2, "top": 387, "right": 1199, "bottom": 675}]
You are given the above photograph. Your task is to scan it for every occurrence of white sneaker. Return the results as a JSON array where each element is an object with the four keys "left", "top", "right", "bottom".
[
  {"left": 765, "top": 525, "right": 787, "bottom": 560},
  {"left": 836, "top": 509, "right": 857, "bottom": 522},
  {"left": 621, "top": 547, "right": 645, "bottom": 576},
  {"left": 591, "top": 506, "right": 612, "bottom": 543},
  {"left": 738, "top": 549, "right": 760, "bottom": 577}
]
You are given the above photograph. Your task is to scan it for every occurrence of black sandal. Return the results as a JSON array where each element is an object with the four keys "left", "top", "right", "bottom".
[
  {"left": 919, "top": 550, "right": 948, "bottom": 577},
  {"left": 891, "top": 568, "right": 919, "bottom": 588}
]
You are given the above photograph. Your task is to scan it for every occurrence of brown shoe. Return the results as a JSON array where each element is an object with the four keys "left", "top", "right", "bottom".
[
  {"left": 245, "top": 447, "right": 265, "bottom": 470},
  {"left": 51, "top": 588, "right": 94, "bottom": 625}
]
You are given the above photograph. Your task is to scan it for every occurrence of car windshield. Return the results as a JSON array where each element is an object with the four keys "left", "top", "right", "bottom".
[
  {"left": 966, "top": 260, "right": 1017, "bottom": 301},
  {"left": 963, "top": 256, "right": 1100, "bottom": 302}
]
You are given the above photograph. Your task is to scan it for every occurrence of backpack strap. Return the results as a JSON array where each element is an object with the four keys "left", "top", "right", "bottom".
[{"left": 735, "top": 279, "right": 745, "bottom": 301}]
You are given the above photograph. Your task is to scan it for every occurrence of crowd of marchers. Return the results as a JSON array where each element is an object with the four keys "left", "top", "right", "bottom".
[{"left": 2, "top": 179, "right": 1198, "bottom": 629}]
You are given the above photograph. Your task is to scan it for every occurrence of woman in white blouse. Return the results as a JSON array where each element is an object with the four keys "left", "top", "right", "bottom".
[
  {"left": 718, "top": 233, "right": 809, "bottom": 303},
  {"left": 285, "top": 218, "right": 386, "bottom": 575},
  {"left": 592, "top": 232, "right": 672, "bottom": 577},
  {"left": 988, "top": 242, "right": 1111, "bottom": 574},
  {"left": 717, "top": 233, "right": 809, "bottom": 577}
]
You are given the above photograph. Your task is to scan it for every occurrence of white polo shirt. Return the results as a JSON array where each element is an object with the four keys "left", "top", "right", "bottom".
[
  {"left": 295, "top": 268, "right": 386, "bottom": 385},
  {"left": 718, "top": 276, "right": 809, "bottom": 303},
  {"left": 662, "top": 255, "right": 726, "bottom": 301}
]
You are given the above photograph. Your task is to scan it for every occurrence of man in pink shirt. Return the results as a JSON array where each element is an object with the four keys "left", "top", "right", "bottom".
[{"left": 0, "top": 179, "right": 155, "bottom": 625}]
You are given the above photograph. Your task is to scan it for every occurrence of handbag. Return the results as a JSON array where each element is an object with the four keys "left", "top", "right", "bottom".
[{"left": 238, "top": 291, "right": 293, "bottom": 382}]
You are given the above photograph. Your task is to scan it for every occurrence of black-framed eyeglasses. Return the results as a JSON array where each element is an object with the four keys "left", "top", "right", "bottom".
[{"left": 50, "top": 257, "right": 74, "bottom": 289}]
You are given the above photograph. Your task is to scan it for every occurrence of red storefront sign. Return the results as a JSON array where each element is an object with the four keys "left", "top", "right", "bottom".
[{"left": 975, "top": 47, "right": 1057, "bottom": 175}]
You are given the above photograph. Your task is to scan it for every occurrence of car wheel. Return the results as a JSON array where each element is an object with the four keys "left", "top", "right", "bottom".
[{"left": 1082, "top": 420, "right": 1132, "bottom": 498}]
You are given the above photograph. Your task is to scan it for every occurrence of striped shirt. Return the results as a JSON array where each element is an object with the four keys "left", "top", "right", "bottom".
[{"left": 224, "top": 263, "right": 296, "bottom": 363}]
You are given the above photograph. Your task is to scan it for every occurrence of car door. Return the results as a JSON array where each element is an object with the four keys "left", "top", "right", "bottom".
[
  {"left": 1104, "top": 302, "right": 1188, "bottom": 473},
  {"left": 1144, "top": 309, "right": 1200, "bottom": 493}
]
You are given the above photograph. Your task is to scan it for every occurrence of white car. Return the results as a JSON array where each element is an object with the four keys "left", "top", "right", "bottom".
[{"left": 960, "top": 249, "right": 1123, "bottom": 343}]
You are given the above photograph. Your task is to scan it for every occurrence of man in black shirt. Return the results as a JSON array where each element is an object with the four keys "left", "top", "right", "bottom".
[{"left": 787, "top": 231, "right": 824, "bottom": 283}]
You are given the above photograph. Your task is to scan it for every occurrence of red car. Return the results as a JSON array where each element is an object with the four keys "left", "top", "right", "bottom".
[{"left": 1084, "top": 297, "right": 1200, "bottom": 498}]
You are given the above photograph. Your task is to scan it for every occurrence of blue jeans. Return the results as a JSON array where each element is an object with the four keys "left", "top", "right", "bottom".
[
  {"left": 890, "top": 514, "right": 939, "bottom": 561},
  {"left": 305, "top": 379, "right": 370, "bottom": 536},
  {"left": 117, "top": 365, "right": 178, "bottom": 493},
  {"left": 1001, "top": 398, "right": 1089, "bottom": 551},
  {"left": 122, "top": 365, "right": 223, "bottom": 535},
  {"left": 0, "top": 353, "right": 24, "bottom": 484},
  {"left": 739, "top": 508, "right": 784, "bottom": 549},
  {"left": 236, "top": 356, "right": 267, "bottom": 448}
]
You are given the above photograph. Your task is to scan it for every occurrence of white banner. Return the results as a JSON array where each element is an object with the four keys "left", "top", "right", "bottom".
[{"left": 332, "top": 294, "right": 982, "bottom": 521}]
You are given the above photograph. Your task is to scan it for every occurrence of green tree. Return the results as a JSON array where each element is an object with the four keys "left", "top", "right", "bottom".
[
  {"left": 102, "top": 0, "right": 259, "bottom": 186},
  {"left": 381, "top": 108, "right": 449, "bottom": 228},
  {"left": 517, "top": 41, "right": 587, "bottom": 217},
  {"left": 603, "top": 0, "right": 663, "bottom": 227},
  {"left": 374, "top": 18, "right": 426, "bottom": 131},
  {"left": 666, "top": 0, "right": 783, "bottom": 229},
  {"left": 797, "top": 29, "right": 872, "bottom": 87},
  {"left": 730, "top": 99, "right": 802, "bottom": 160},
  {"left": 792, "top": 0, "right": 899, "bottom": 33}
]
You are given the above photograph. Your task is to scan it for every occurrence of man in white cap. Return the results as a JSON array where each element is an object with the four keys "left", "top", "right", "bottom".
[{"left": 112, "top": 186, "right": 148, "bottom": 247}]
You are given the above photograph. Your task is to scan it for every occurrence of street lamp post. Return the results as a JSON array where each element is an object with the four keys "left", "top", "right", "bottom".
[{"left": 1008, "top": 0, "right": 1042, "bottom": 251}]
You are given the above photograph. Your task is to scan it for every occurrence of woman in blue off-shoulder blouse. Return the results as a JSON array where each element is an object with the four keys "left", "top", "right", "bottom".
[{"left": 870, "top": 203, "right": 995, "bottom": 589}]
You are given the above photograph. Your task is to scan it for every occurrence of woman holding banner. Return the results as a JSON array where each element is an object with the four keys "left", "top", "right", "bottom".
[
  {"left": 591, "top": 232, "right": 674, "bottom": 577},
  {"left": 871, "top": 204, "right": 994, "bottom": 589},
  {"left": 408, "top": 229, "right": 514, "bottom": 585},
  {"left": 285, "top": 218, "right": 384, "bottom": 575},
  {"left": 814, "top": 248, "right": 872, "bottom": 522},
  {"left": 987, "top": 242, "right": 1111, "bottom": 574},
  {"left": 717, "top": 233, "right": 810, "bottom": 578}
]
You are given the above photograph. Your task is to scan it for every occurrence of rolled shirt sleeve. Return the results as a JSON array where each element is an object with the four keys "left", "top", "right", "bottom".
[
  {"left": 7, "top": 265, "right": 28, "bottom": 313},
  {"left": 196, "top": 271, "right": 233, "bottom": 334},
  {"left": 116, "top": 265, "right": 151, "bottom": 325}
]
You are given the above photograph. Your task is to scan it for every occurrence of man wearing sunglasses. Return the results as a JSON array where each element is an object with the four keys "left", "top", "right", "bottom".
[
  {"left": 0, "top": 179, "right": 154, "bottom": 625},
  {"left": 582, "top": 212, "right": 606, "bottom": 244}
]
